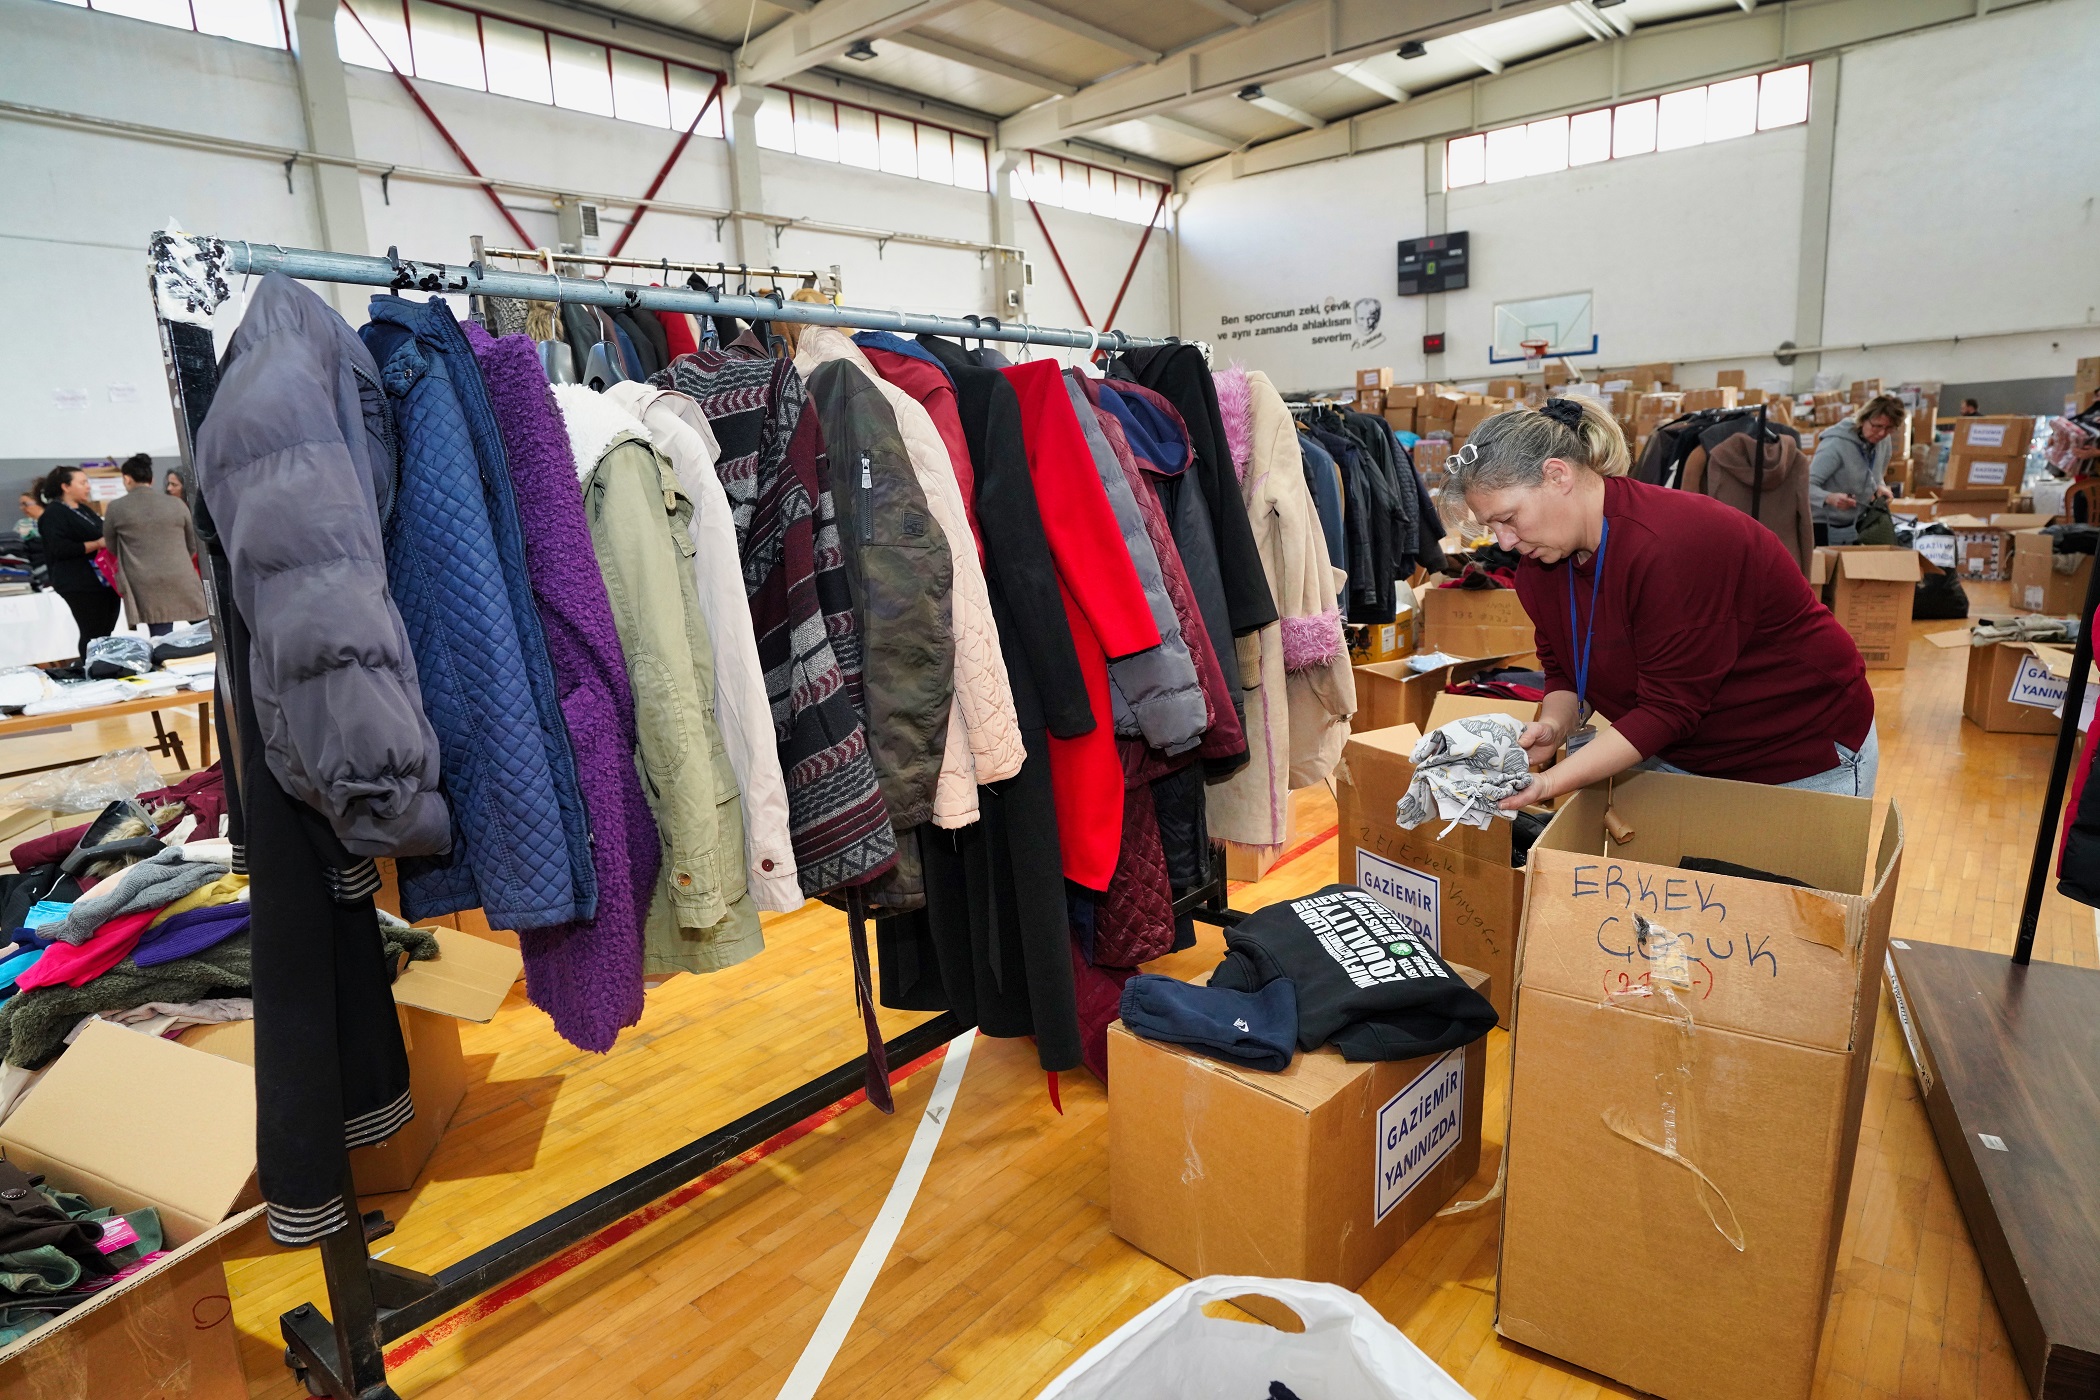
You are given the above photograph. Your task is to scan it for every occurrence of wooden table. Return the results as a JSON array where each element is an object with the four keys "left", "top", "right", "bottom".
[{"left": 0, "top": 687, "right": 213, "bottom": 779}]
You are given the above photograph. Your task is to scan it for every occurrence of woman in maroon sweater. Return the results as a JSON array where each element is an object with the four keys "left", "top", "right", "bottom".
[{"left": 1446, "top": 397, "right": 1876, "bottom": 806}]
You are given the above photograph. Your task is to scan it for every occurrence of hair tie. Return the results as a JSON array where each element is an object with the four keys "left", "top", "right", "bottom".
[{"left": 1539, "top": 397, "right": 1586, "bottom": 431}]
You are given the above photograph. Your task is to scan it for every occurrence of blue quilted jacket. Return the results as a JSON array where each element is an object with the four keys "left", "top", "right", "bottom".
[{"left": 361, "top": 295, "right": 595, "bottom": 930}]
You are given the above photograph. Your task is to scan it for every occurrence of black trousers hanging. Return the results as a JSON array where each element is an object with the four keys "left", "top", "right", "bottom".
[{"left": 223, "top": 590, "right": 413, "bottom": 1246}]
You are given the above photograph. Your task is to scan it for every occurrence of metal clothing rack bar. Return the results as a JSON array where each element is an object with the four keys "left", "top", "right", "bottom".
[
  {"left": 479, "top": 244, "right": 839, "bottom": 290},
  {"left": 223, "top": 239, "right": 1169, "bottom": 354},
  {"left": 151, "top": 231, "right": 1213, "bottom": 1398},
  {"left": 2012, "top": 508, "right": 2100, "bottom": 965}
]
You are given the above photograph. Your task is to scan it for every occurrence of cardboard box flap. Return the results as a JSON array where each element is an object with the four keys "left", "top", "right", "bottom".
[
  {"left": 1835, "top": 550, "right": 1923, "bottom": 583},
  {"left": 1523, "top": 776, "right": 1896, "bottom": 1052},
  {"left": 1936, "top": 514, "right": 1992, "bottom": 528},
  {"left": 1428, "top": 693, "right": 1542, "bottom": 729},
  {"left": 1991, "top": 514, "right": 2052, "bottom": 530},
  {"left": 2028, "top": 644, "right": 2100, "bottom": 685},
  {"left": 0, "top": 1021, "right": 255, "bottom": 1239},
  {"left": 390, "top": 926, "right": 522, "bottom": 1022},
  {"left": 1925, "top": 626, "right": 1975, "bottom": 649}
]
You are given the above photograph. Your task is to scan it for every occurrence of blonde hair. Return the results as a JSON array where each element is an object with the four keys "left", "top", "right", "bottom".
[
  {"left": 1441, "top": 396, "right": 1630, "bottom": 515},
  {"left": 1853, "top": 394, "right": 1905, "bottom": 428}
]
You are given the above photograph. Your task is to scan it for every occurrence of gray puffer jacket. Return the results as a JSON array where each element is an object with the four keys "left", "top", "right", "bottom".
[
  {"left": 193, "top": 273, "right": 450, "bottom": 857},
  {"left": 1809, "top": 417, "right": 1892, "bottom": 531}
]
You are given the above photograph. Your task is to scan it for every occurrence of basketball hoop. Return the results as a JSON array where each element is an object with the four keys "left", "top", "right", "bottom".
[{"left": 1521, "top": 338, "right": 1551, "bottom": 369}]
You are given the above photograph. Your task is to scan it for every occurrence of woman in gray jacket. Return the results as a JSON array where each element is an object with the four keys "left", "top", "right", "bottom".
[{"left": 1810, "top": 395, "right": 1904, "bottom": 544}]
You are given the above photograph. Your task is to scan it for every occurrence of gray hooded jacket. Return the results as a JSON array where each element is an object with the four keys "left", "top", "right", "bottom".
[
  {"left": 1809, "top": 417, "right": 1893, "bottom": 530},
  {"left": 193, "top": 273, "right": 450, "bottom": 857}
]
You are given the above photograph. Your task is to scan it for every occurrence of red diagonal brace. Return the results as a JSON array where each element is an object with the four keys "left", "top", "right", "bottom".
[
  {"left": 608, "top": 73, "right": 725, "bottom": 259},
  {"left": 342, "top": 1, "right": 534, "bottom": 247},
  {"left": 1101, "top": 186, "right": 1170, "bottom": 336},
  {"left": 1026, "top": 197, "right": 1093, "bottom": 328}
]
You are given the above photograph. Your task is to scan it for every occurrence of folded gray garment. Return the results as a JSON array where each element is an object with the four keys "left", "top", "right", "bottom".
[
  {"left": 1971, "top": 616, "right": 2075, "bottom": 646},
  {"left": 44, "top": 848, "right": 231, "bottom": 945}
]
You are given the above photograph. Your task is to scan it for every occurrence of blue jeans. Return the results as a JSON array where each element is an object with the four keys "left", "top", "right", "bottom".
[{"left": 1648, "top": 722, "right": 1879, "bottom": 797}]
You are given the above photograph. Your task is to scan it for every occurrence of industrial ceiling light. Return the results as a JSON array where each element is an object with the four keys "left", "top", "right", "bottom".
[
  {"left": 1397, "top": 41, "right": 1427, "bottom": 59},
  {"left": 1591, "top": 0, "right": 1624, "bottom": 7},
  {"left": 1237, "top": 84, "right": 1265, "bottom": 101},
  {"left": 844, "top": 38, "right": 878, "bottom": 59}
]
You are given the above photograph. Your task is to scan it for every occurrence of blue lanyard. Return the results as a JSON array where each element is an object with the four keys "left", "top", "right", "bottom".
[{"left": 1567, "top": 517, "right": 1609, "bottom": 719}]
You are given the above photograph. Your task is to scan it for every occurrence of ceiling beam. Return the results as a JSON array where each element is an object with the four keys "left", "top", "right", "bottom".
[
  {"left": 1241, "top": 90, "right": 1324, "bottom": 129},
  {"left": 1183, "top": 0, "right": 1257, "bottom": 25},
  {"left": 1331, "top": 60, "right": 1408, "bottom": 103},
  {"left": 884, "top": 32, "right": 1079, "bottom": 94},
  {"left": 982, "top": 0, "right": 1161, "bottom": 63},
  {"left": 1447, "top": 32, "right": 1505, "bottom": 74},
  {"left": 996, "top": 0, "right": 1568, "bottom": 152},
  {"left": 735, "top": 0, "right": 972, "bottom": 87},
  {"left": 1145, "top": 113, "right": 1243, "bottom": 150}
]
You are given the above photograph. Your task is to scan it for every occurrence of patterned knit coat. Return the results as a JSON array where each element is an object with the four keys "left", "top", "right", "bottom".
[
  {"left": 652, "top": 349, "right": 897, "bottom": 894},
  {"left": 465, "top": 324, "right": 657, "bottom": 1052}
]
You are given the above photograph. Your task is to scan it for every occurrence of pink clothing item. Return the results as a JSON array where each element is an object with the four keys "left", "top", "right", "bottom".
[{"left": 14, "top": 907, "right": 158, "bottom": 989}]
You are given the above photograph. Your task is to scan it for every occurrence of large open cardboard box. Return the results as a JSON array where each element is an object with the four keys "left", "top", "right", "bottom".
[
  {"left": 0, "top": 1021, "right": 261, "bottom": 1398},
  {"left": 1335, "top": 693, "right": 1542, "bottom": 1025},
  {"left": 180, "top": 927, "right": 519, "bottom": 1194},
  {"left": 1961, "top": 638, "right": 2096, "bottom": 735},
  {"left": 1496, "top": 772, "right": 1902, "bottom": 1400},
  {"left": 1419, "top": 586, "right": 1535, "bottom": 661},
  {"left": 1809, "top": 546, "right": 1922, "bottom": 669},
  {"left": 1352, "top": 652, "right": 1516, "bottom": 735},
  {"left": 1106, "top": 963, "right": 1490, "bottom": 1294},
  {"left": 2008, "top": 529, "right": 2091, "bottom": 615}
]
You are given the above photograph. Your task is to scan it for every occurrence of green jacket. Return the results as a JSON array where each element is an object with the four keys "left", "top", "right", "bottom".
[{"left": 557, "top": 386, "right": 760, "bottom": 975}]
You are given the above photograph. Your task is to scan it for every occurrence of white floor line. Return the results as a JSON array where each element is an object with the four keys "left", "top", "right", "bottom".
[{"left": 775, "top": 1027, "right": 978, "bottom": 1400}]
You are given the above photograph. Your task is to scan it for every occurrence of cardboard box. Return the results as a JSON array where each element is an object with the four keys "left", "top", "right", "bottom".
[
  {"left": 1336, "top": 715, "right": 1537, "bottom": 1023},
  {"left": 1356, "top": 367, "right": 1395, "bottom": 392},
  {"left": 1352, "top": 653, "right": 1517, "bottom": 735},
  {"left": 1681, "top": 387, "right": 1740, "bottom": 412},
  {"left": 1963, "top": 639, "right": 2095, "bottom": 734},
  {"left": 1356, "top": 388, "right": 1386, "bottom": 416},
  {"left": 1809, "top": 547, "right": 1922, "bottom": 669},
  {"left": 1452, "top": 400, "right": 1504, "bottom": 437},
  {"left": 1888, "top": 495, "right": 1938, "bottom": 522},
  {"left": 1417, "top": 394, "right": 1459, "bottom": 428},
  {"left": 0, "top": 1022, "right": 262, "bottom": 1398},
  {"left": 1419, "top": 585, "right": 1535, "bottom": 661},
  {"left": 1346, "top": 603, "right": 1416, "bottom": 666},
  {"left": 1497, "top": 772, "right": 1902, "bottom": 1400},
  {"left": 1951, "top": 415, "right": 2032, "bottom": 458},
  {"left": 1488, "top": 378, "right": 1527, "bottom": 400},
  {"left": 1382, "top": 404, "right": 1415, "bottom": 434},
  {"left": 1945, "top": 452, "right": 2021, "bottom": 491},
  {"left": 1107, "top": 964, "right": 1490, "bottom": 1291},
  {"left": 1716, "top": 369, "right": 1746, "bottom": 389},
  {"left": 1935, "top": 515, "right": 2018, "bottom": 579},
  {"left": 2009, "top": 530, "right": 2091, "bottom": 615},
  {"left": 181, "top": 928, "right": 519, "bottom": 1194}
]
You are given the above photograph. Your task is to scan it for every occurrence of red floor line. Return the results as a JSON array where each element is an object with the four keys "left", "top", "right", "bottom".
[{"left": 382, "top": 1041, "right": 951, "bottom": 1369}]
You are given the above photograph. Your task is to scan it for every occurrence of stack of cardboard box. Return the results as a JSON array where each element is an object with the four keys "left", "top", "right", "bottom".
[
  {"left": 2075, "top": 356, "right": 2100, "bottom": 414},
  {"left": 1936, "top": 512, "right": 2052, "bottom": 580},
  {"left": 1937, "top": 415, "right": 2032, "bottom": 508},
  {"left": 1355, "top": 366, "right": 1394, "bottom": 416},
  {"left": 2008, "top": 528, "right": 2093, "bottom": 614}
]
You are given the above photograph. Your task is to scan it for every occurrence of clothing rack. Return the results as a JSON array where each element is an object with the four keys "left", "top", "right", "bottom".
[
  {"left": 474, "top": 242, "right": 841, "bottom": 295},
  {"left": 149, "top": 231, "right": 1235, "bottom": 1400}
]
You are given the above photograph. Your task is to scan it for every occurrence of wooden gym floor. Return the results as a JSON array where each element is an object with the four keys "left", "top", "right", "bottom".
[{"left": 14, "top": 583, "right": 2085, "bottom": 1398}]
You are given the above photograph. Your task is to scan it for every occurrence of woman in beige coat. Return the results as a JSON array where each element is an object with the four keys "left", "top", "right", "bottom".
[
  {"left": 103, "top": 456, "right": 207, "bottom": 629},
  {"left": 1209, "top": 368, "right": 1356, "bottom": 851}
]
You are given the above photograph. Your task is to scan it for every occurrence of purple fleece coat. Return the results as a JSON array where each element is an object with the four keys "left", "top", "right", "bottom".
[{"left": 465, "top": 324, "right": 660, "bottom": 1051}]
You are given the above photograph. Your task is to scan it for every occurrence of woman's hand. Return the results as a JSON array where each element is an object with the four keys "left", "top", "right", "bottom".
[
  {"left": 1875, "top": 483, "right": 1894, "bottom": 501},
  {"left": 1515, "top": 719, "right": 1564, "bottom": 768},
  {"left": 84, "top": 539, "right": 103, "bottom": 554},
  {"left": 1501, "top": 767, "right": 1555, "bottom": 812},
  {"left": 1826, "top": 491, "right": 1858, "bottom": 510}
]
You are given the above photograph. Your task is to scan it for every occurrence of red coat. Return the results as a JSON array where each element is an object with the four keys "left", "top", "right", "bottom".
[{"left": 1001, "top": 360, "right": 1159, "bottom": 890}]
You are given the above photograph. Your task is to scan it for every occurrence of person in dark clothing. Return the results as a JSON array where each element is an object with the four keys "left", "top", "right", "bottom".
[
  {"left": 1959, "top": 398, "right": 1981, "bottom": 416},
  {"left": 1448, "top": 398, "right": 1877, "bottom": 801},
  {"left": 37, "top": 466, "right": 120, "bottom": 661}
]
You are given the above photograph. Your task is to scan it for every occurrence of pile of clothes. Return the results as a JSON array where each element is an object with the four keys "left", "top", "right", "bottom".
[
  {"left": 1119, "top": 886, "right": 1497, "bottom": 1072},
  {"left": 1395, "top": 713, "right": 1536, "bottom": 835},
  {"left": 0, "top": 1159, "right": 167, "bottom": 1346}
]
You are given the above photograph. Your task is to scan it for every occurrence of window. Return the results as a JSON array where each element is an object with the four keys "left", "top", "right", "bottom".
[
  {"left": 755, "top": 88, "right": 795, "bottom": 150},
  {"left": 668, "top": 66, "right": 723, "bottom": 136},
  {"left": 408, "top": 0, "right": 484, "bottom": 92},
  {"left": 337, "top": 2, "right": 406, "bottom": 70},
  {"left": 878, "top": 114, "right": 917, "bottom": 177},
  {"left": 953, "top": 133, "right": 989, "bottom": 192},
  {"left": 610, "top": 49, "right": 669, "bottom": 128},
  {"left": 549, "top": 35, "right": 613, "bottom": 116},
  {"left": 916, "top": 124, "right": 954, "bottom": 186},
  {"left": 1447, "top": 64, "right": 1811, "bottom": 190},
  {"left": 59, "top": 0, "right": 286, "bottom": 46},
  {"left": 794, "top": 95, "right": 840, "bottom": 162},
  {"left": 483, "top": 17, "right": 551, "bottom": 105},
  {"left": 838, "top": 105, "right": 880, "bottom": 170}
]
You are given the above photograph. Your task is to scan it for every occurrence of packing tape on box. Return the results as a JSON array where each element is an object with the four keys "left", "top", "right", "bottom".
[{"left": 1594, "top": 915, "right": 1748, "bottom": 1254}]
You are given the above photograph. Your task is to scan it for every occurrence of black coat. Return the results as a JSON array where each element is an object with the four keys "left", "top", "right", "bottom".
[
  {"left": 39, "top": 503, "right": 107, "bottom": 594},
  {"left": 1111, "top": 345, "right": 1279, "bottom": 637}
]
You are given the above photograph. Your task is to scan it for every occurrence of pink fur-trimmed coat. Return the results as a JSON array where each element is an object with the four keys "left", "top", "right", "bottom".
[{"left": 1208, "top": 368, "right": 1355, "bottom": 847}]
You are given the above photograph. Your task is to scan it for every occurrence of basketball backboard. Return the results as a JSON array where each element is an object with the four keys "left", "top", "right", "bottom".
[{"left": 1490, "top": 291, "right": 1596, "bottom": 363}]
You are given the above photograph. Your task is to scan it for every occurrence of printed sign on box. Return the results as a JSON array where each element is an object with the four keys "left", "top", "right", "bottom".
[
  {"left": 1917, "top": 534, "right": 1957, "bottom": 568},
  {"left": 1965, "top": 460, "right": 2008, "bottom": 486},
  {"left": 1356, "top": 848, "right": 1440, "bottom": 952},
  {"left": 1965, "top": 422, "right": 2007, "bottom": 449},
  {"left": 2009, "top": 653, "right": 2067, "bottom": 710},
  {"left": 1375, "top": 1050, "right": 1465, "bottom": 1223}
]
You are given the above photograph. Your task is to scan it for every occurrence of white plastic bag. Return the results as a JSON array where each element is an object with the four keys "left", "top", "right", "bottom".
[{"left": 1036, "top": 1276, "right": 1471, "bottom": 1400}]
